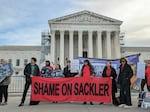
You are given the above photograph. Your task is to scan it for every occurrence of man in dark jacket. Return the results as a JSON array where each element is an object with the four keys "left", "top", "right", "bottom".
[
  {"left": 118, "top": 58, "right": 133, "bottom": 108},
  {"left": 18, "top": 57, "right": 40, "bottom": 107},
  {"left": 63, "top": 60, "right": 78, "bottom": 77}
]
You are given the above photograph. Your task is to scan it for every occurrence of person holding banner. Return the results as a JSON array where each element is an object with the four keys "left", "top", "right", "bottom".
[
  {"left": 145, "top": 62, "right": 150, "bottom": 91},
  {"left": 63, "top": 60, "right": 78, "bottom": 77},
  {"left": 41, "top": 60, "right": 54, "bottom": 78},
  {"left": 118, "top": 58, "right": 133, "bottom": 108},
  {"left": 18, "top": 57, "right": 40, "bottom": 107},
  {"left": 102, "top": 61, "right": 117, "bottom": 105},
  {"left": 0, "top": 59, "right": 13, "bottom": 105},
  {"left": 81, "top": 60, "right": 95, "bottom": 105},
  {"left": 51, "top": 64, "right": 64, "bottom": 78}
]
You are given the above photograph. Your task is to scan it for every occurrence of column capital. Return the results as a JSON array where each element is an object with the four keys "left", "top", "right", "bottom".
[
  {"left": 107, "top": 31, "right": 112, "bottom": 33},
  {"left": 88, "top": 30, "right": 93, "bottom": 33},
  {"left": 97, "top": 30, "right": 102, "bottom": 33},
  {"left": 115, "top": 31, "right": 120, "bottom": 35},
  {"left": 78, "top": 30, "right": 83, "bottom": 33},
  {"left": 59, "top": 30, "right": 65, "bottom": 33},
  {"left": 69, "top": 30, "right": 74, "bottom": 34},
  {"left": 51, "top": 30, "right": 56, "bottom": 33}
]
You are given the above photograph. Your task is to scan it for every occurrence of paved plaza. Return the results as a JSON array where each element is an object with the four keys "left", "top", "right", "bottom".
[{"left": 0, "top": 96, "right": 149, "bottom": 112}]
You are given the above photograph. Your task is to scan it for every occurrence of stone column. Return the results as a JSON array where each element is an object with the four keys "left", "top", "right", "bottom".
[
  {"left": 97, "top": 31, "right": 102, "bottom": 58},
  {"left": 88, "top": 31, "right": 93, "bottom": 58},
  {"left": 114, "top": 31, "right": 121, "bottom": 58},
  {"left": 60, "top": 30, "right": 64, "bottom": 67},
  {"left": 78, "top": 31, "right": 83, "bottom": 57},
  {"left": 51, "top": 30, "right": 55, "bottom": 63},
  {"left": 69, "top": 31, "right": 74, "bottom": 60},
  {"left": 106, "top": 31, "right": 111, "bottom": 58}
]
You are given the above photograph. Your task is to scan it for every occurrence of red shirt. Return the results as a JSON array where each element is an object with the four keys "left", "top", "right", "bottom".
[
  {"left": 106, "top": 68, "right": 111, "bottom": 77},
  {"left": 145, "top": 67, "right": 150, "bottom": 86},
  {"left": 49, "top": 66, "right": 54, "bottom": 71},
  {"left": 83, "top": 65, "right": 90, "bottom": 78}
]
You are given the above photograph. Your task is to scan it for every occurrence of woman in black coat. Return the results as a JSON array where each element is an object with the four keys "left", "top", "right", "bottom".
[
  {"left": 117, "top": 58, "right": 133, "bottom": 108},
  {"left": 102, "top": 61, "right": 117, "bottom": 105}
]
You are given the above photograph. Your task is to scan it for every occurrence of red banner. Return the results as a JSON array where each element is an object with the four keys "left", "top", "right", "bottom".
[{"left": 31, "top": 76, "right": 112, "bottom": 103}]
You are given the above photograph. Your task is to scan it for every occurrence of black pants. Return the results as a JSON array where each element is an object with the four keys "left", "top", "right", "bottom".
[
  {"left": 141, "top": 79, "right": 146, "bottom": 91},
  {"left": 0, "top": 85, "right": 8, "bottom": 102},
  {"left": 141, "top": 79, "right": 150, "bottom": 91},
  {"left": 112, "top": 88, "right": 116, "bottom": 104},
  {"left": 120, "top": 83, "right": 132, "bottom": 106},
  {"left": 21, "top": 81, "right": 31, "bottom": 103}
]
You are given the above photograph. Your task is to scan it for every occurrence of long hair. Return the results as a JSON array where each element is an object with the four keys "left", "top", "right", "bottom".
[
  {"left": 81, "top": 60, "right": 95, "bottom": 76},
  {"left": 57, "top": 64, "right": 61, "bottom": 70},
  {"left": 45, "top": 60, "right": 50, "bottom": 66},
  {"left": 120, "top": 57, "right": 127, "bottom": 64}
]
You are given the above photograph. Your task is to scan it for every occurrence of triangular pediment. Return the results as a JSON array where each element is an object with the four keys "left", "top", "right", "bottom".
[{"left": 49, "top": 10, "right": 122, "bottom": 25}]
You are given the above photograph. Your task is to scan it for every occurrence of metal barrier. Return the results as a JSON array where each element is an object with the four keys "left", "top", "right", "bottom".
[{"left": 8, "top": 75, "right": 30, "bottom": 95}]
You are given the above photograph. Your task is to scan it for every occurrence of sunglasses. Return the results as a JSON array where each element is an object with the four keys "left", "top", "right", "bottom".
[{"left": 121, "top": 61, "right": 125, "bottom": 63}]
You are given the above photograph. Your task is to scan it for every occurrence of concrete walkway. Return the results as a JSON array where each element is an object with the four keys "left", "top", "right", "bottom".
[{"left": 0, "top": 96, "right": 149, "bottom": 112}]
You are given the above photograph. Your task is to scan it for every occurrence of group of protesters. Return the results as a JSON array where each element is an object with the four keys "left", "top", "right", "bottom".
[
  {"left": 17, "top": 57, "right": 133, "bottom": 108},
  {"left": 0, "top": 57, "right": 150, "bottom": 109}
]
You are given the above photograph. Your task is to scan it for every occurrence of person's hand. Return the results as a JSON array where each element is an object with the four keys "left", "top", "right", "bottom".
[
  {"left": 90, "top": 76, "right": 94, "bottom": 78},
  {"left": 75, "top": 75, "right": 80, "bottom": 77},
  {"left": 76, "top": 70, "right": 79, "bottom": 73},
  {"left": 30, "top": 74, "right": 33, "bottom": 77},
  {"left": 110, "top": 77, "right": 113, "bottom": 79}
]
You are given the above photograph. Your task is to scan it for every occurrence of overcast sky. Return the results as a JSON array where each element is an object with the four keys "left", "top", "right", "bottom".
[{"left": 0, "top": 0, "right": 150, "bottom": 46}]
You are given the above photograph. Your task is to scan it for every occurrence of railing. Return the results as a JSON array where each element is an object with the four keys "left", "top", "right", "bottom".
[{"left": 8, "top": 75, "right": 30, "bottom": 95}]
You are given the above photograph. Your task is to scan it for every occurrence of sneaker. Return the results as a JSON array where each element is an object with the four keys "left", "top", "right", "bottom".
[
  {"left": 2, "top": 102, "right": 7, "bottom": 105},
  {"left": 83, "top": 102, "right": 87, "bottom": 105},
  {"left": 124, "top": 105, "right": 132, "bottom": 109},
  {"left": 118, "top": 104, "right": 125, "bottom": 108},
  {"left": 90, "top": 102, "right": 94, "bottom": 105},
  {"left": 18, "top": 103, "right": 24, "bottom": 107}
]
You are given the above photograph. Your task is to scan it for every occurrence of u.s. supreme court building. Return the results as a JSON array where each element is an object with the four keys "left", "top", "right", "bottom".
[
  {"left": 0, "top": 10, "right": 150, "bottom": 74},
  {"left": 1, "top": 10, "right": 150, "bottom": 94},
  {"left": 49, "top": 10, "right": 122, "bottom": 66}
]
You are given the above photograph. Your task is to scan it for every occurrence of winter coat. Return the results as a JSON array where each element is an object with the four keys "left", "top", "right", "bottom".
[
  {"left": 63, "top": 66, "right": 78, "bottom": 77},
  {"left": 0, "top": 63, "right": 13, "bottom": 85},
  {"left": 102, "top": 67, "right": 117, "bottom": 93},
  {"left": 118, "top": 64, "right": 133, "bottom": 86},
  {"left": 51, "top": 69, "right": 64, "bottom": 78},
  {"left": 41, "top": 66, "right": 53, "bottom": 78},
  {"left": 24, "top": 63, "right": 40, "bottom": 83}
]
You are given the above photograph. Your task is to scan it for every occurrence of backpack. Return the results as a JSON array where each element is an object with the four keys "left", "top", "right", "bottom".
[{"left": 41, "top": 67, "right": 52, "bottom": 78}]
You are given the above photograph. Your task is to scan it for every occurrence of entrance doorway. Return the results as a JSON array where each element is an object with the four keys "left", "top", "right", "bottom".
[{"left": 83, "top": 51, "right": 88, "bottom": 58}]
